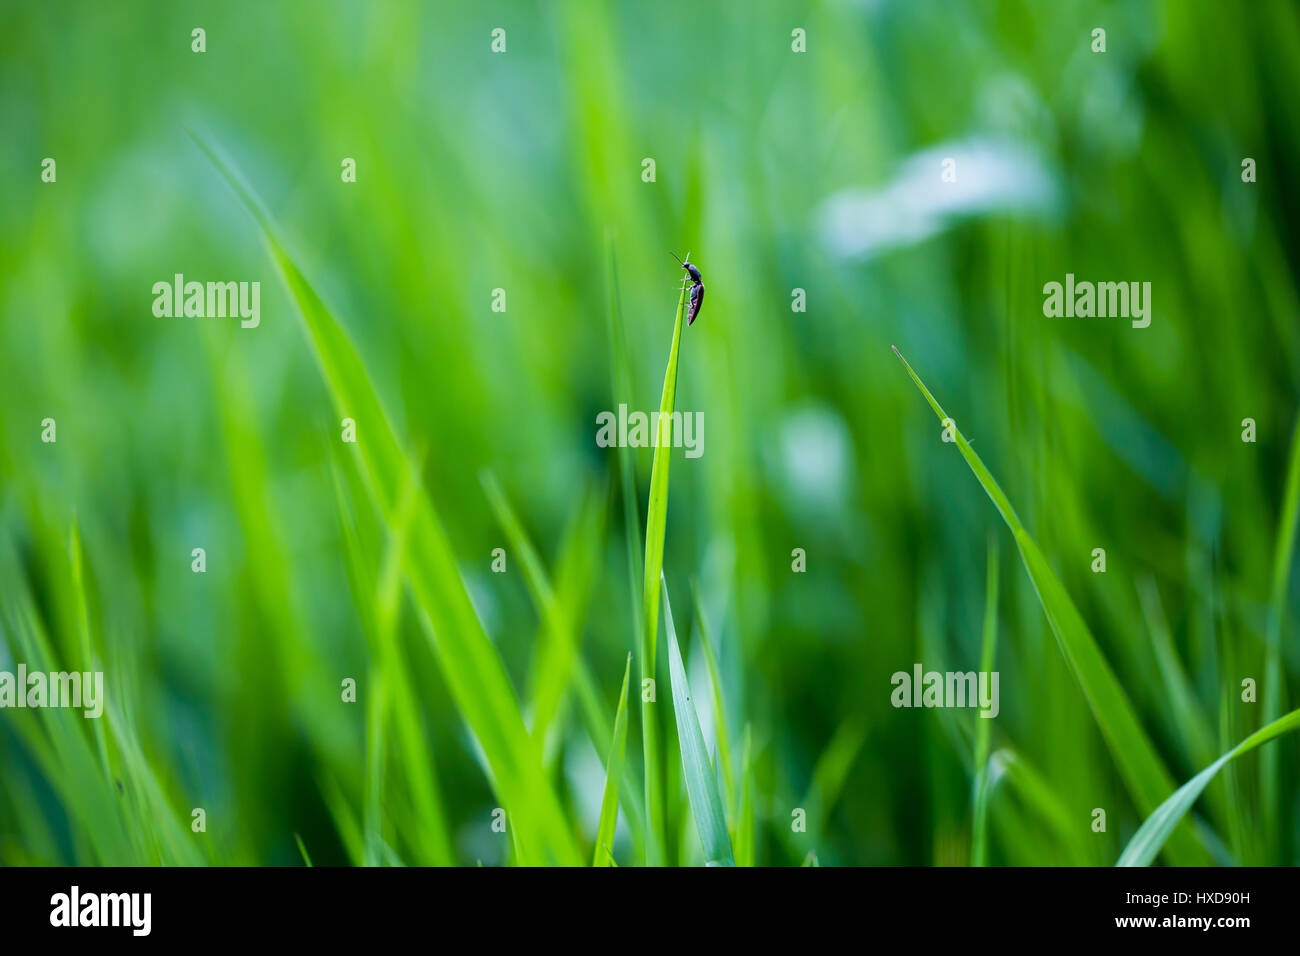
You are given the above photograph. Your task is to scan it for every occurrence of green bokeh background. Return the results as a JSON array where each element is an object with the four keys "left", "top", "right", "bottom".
[{"left": 2, "top": 0, "right": 1298, "bottom": 865}]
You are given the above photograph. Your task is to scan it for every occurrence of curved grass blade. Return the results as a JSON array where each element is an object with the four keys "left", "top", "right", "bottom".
[
  {"left": 330, "top": 452, "right": 456, "bottom": 866},
  {"left": 639, "top": 283, "right": 687, "bottom": 865},
  {"left": 1, "top": 537, "right": 200, "bottom": 865},
  {"left": 593, "top": 654, "right": 633, "bottom": 866},
  {"left": 691, "top": 579, "right": 735, "bottom": 813},
  {"left": 481, "top": 470, "right": 558, "bottom": 620},
  {"left": 1262, "top": 412, "right": 1300, "bottom": 849},
  {"left": 480, "top": 472, "right": 644, "bottom": 844},
  {"left": 643, "top": 287, "right": 687, "bottom": 654},
  {"left": 481, "top": 470, "right": 603, "bottom": 756},
  {"left": 1134, "top": 573, "right": 1235, "bottom": 847},
  {"left": 804, "top": 719, "right": 868, "bottom": 821},
  {"left": 67, "top": 520, "right": 111, "bottom": 779},
  {"left": 1118, "top": 707, "right": 1300, "bottom": 866},
  {"left": 789, "top": 718, "right": 867, "bottom": 863},
  {"left": 663, "top": 573, "right": 735, "bottom": 866},
  {"left": 294, "top": 833, "right": 313, "bottom": 867},
  {"left": 1136, "top": 577, "right": 1216, "bottom": 771},
  {"left": 892, "top": 345, "right": 1207, "bottom": 865},
  {"left": 989, "top": 747, "right": 1093, "bottom": 864},
  {"left": 526, "top": 485, "right": 605, "bottom": 757},
  {"left": 572, "top": 659, "right": 647, "bottom": 847},
  {"left": 193, "top": 130, "right": 578, "bottom": 865},
  {"left": 318, "top": 770, "right": 364, "bottom": 866}
]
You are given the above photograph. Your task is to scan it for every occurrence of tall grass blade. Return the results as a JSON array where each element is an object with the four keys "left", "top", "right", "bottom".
[
  {"left": 329, "top": 453, "right": 457, "bottom": 866},
  {"left": 573, "top": 660, "right": 647, "bottom": 844},
  {"left": 788, "top": 719, "right": 867, "bottom": 863},
  {"left": 734, "top": 724, "right": 755, "bottom": 867},
  {"left": 639, "top": 283, "right": 687, "bottom": 864},
  {"left": 990, "top": 747, "right": 1093, "bottom": 864},
  {"left": 1136, "top": 577, "right": 1217, "bottom": 770},
  {"left": 363, "top": 662, "right": 387, "bottom": 867},
  {"left": 892, "top": 345, "right": 1207, "bottom": 865},
  {"left": 480, "top": 472, "right": 644, "bottom": 843},
  {"left": 481, "top": 471, "right": 602, "bottom": 756},
  {"left": 529, "top": 486, "right": 605, "bottom": 758},
  {"left": 318, "top": 771, "right": 364, "bottom": 865},
  {"left": 1118, "top": 707, "right": 1300, "bottom": 866},
  {"left": 67, "top": 520, "right": 110, "bottom": 780},
  {"left": 193, "top": 131, "right": 578, "bottom": 865},
  {"left": 294, "top": 833, "right": 313, "bottom": 867},
  {"left": 1, "top": 535, "right": 198, "bottom": 865},
  {"left": 663, "top": 573, "right": 735, "bottom": 866},
  {"left": 691, "top": 579, "right": 735, "bottom": 813},
  {"left": 593, "top": 654, "right": 633, "bottom": 865},
  {"left": 1261, "top": 412, "right": 1300, "bottom": 851},
  {"left": 971, "top": 536, "right": 999, "bottom": 866}
]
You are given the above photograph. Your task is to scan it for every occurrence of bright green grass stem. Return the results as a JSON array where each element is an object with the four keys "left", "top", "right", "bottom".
[{"left": 640, "top": 284, "right": 687, "bottom": 865}]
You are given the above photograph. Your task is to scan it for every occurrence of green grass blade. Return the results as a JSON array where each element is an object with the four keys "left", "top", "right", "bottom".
[
  {"left": 329, "top": 453, "right": 456, "bottom": 866},
  {"left": 481, "top": 470, "right": 557, "bottom": 617},
  {"left": 1135, "top": 576, "right": 1217, "bottom": 770},
  {"left": 1117, "top": 707, "right": 1300, "bottom": 866},
  {"left": 991, "top": 747, "right": 1093, "bottom": 864},
  {"left": 734, "top": 724, "right": 755, "bottom": 866},
  {"left": 294, "top": 833, "right": 313, "bottom": 867},
  {"left": 663, "top": 573, "right": 735, "bottom": 866},
  {"left": 1262, "top": 411, "right": 1300, "bottom": 850},
  {"left": 530, "top": 485, "right": 605, "bottom": 758},
  {"left": 691, "top": 579, "right": 735, "bottom": 814},
  {"left": 795, "top": 719, "right": 867, "bottom": 858},
  {"left": 481, "top": 470, "right": 602, "bottom": 755},
  {"left": 67, "top": 519, "right": 110, "bottom": 781},
  {"left": 639, "top": 283, "right": 687, "bottom": 865},
  {"left": 1, "top": 536, "right": 196, "bottom": 865},
  {"left": 317, "top": 770, "right": 364, "bottom": 866},
  {"left": 479, "top": 471, "right": 645, "bottom": 846},
  {"left": 971, "top": 536, "right": 999, "bottom": 866},
  {"left": 643, "top": 287, "right": 687, "bottom": 670},
  {"left": 892, "top": 345, "right": 1207, "bottom": 865},
  {"left": 194, "top": 131, "right": 579, "bottom": 866},
  {"left": 363, "top": 662, "right": 387, "bottom": 867},
  {"left": 593, "top": 653, "right": 633, "bottom": 866},
  {"left": 572, "top": 658, "right": 647, "bottom": 848}
]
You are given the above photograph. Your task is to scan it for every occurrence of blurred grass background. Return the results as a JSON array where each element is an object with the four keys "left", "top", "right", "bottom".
[{"left": 2, "top": 0, "right": 1299, "bottom": 865}]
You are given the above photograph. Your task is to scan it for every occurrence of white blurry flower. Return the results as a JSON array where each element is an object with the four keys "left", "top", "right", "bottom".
[{"left": 819, "top": 137, "right": 1061, "bottom": 261}]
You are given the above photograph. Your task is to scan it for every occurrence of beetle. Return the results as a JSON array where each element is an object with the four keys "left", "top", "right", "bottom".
[{"left": 671, "top": 251, "right": 705, "bottom": 325}]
